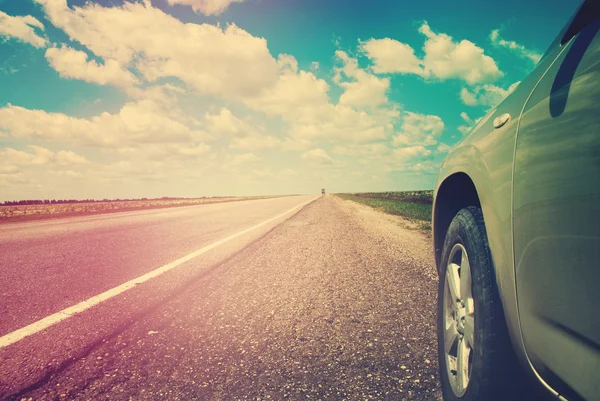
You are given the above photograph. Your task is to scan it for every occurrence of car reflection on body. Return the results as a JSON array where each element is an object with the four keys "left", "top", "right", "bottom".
[{"left": 432, "top": 1, "right": 600, "bottom": 400}]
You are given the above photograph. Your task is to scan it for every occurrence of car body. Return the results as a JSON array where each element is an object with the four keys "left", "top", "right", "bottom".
[{"left": 432, "top": 1, "right": 600, "bottom": 400}]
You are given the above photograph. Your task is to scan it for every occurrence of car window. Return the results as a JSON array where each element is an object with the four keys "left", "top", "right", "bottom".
[
  {"left": 561, "top": 0, "right": 600, "bottom": 44},
  {"left": 539, "top": 0, "right": 598, "bottom": 63}
]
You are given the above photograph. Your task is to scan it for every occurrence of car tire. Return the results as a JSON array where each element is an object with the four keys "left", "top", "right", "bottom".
[{"left": 437, "top": 206, "right": 525, "bottom": 401}]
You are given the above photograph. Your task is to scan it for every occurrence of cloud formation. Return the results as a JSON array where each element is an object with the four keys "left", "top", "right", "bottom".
[
  {"left": 393, "top": 145, "right": 432, "bottom": 159},
  {"left": 245, "top": 53, "right": 398, "bottom": 144},
  {"left": 0, "top": 10, "right": 46, "bottom": 48},
  {"left": 490, "top": 28, "right": 542, "bottom": 64},
  {"left": 457, "top": 111, "right": 482, "bottom": 136},
  {"left": 228, "top": 153, "right": 261, "bottom": 166},
  {"left": 361, "top": 21, "right": 503, "bottom": 85},
  {"left": 45, "top": 46, "right": 139, "bottom": 88},
  {"left": 166, "top": 0, "right": 244, "bottom": 15},
  {"left": 301, "top": 148, "right": 334, "bottom": 165},
  {"left": 0, "top": 145, "right": 87, "bottom": 174},
  {"left": 34, "top": 0, "right": 278, "bottom": 98},
  {"left": 460, "top": 81, "right": 520, "bottom": 107},
  {"left": 393, "top": 112, "right": 445, "bottom": 147},
  {"left": 360, "top": 38, "right": 423, "bottom": 75},
  {"left": 334, "top": 50, "right": 390, "bottom": 109},
  {"left": 0, "top": 100, "right": 208, "bottom": 148},
  {"left": 0, "top": 0, "right": 543, "bottom": 199}
]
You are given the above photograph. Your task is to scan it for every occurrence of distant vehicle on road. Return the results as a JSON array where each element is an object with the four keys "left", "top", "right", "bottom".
[
  {"left": 321, "top": 188, "right": 326, "bottom": 195},
  {"left": 432, "top": 1, "right": 600, "bottom": 400}
]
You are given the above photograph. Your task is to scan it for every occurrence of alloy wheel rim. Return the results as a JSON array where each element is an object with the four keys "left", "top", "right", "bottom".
[{"left": 443, "top": 243, "right": 475, "bottom": 397}]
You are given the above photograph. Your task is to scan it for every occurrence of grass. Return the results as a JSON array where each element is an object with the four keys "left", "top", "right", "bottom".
[
  {"left": 336, "top": 191, "right": 433, "bottom": 230},
  {"left": 345, "top": 190, "right": 434, "bottom": 204}
]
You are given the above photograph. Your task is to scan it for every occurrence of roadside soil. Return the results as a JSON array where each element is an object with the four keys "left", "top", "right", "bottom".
[{"left": 0, "top": 196, "right": 279, "bottom": 224}]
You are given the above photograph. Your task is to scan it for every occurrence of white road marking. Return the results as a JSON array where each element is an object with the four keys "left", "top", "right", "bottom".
[{"left": 0, "top": 197, "right": 316, "bottom": 349}]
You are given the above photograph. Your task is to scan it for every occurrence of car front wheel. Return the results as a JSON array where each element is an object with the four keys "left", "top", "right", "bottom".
[{"left": 437, "top": 206, "right": 524, "bottom": 400}]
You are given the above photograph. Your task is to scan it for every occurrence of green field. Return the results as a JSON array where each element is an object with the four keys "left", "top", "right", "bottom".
[{"left": 336, "top": 191, "right": 433, "bottom": 229}]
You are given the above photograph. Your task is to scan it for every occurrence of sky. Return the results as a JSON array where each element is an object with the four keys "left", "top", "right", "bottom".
[{"left": 0, "top": 0, "right": 581, "bottom": 200}]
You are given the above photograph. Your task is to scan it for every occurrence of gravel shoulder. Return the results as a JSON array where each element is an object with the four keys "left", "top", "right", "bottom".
[{"left": 7, "top": 195, "right": 441, "bottom": 400}]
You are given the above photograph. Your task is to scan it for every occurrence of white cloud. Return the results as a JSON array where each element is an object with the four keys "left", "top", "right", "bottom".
[
  {"left": 230, "top": 133, "right": 308, "bottom": 152},
  {"left": 393, "top": 112, "right": 444, "bottom": 147},
  {"left": 0, "top": 165, "right": 19, "bottom": 174},
  {"left": 332, "top": 142, "right": 390, "bottom": 157},
  {"left": 0, "top": 145, "right": 88, "bottom": 173},
  {"left": 126, "top": 84, "right": 206, "bottom": 129},
  {"left": 203, "top": 107, "right": 308, "bottom": 152},
  {"left": 30, "top": 0, "right": 402, "bottom": 152},
  {"left": 176, "top": 143, "right": 211, "bottom": 156},
  {"left": 460, "top": 111, "right": 474, "bottom": 125},
  {"left": 45, "top": 45, "right": 139, "bottom": 88},
  {"left": 459, "top": 88, "right": 478, "bottom": 106},
  {"left": 0, "top": 10, "right": 47, "bottom": 48},
  {"left": 55, "top": 150, "right": 88, "bottom": 166},
  {"left": 166, "top": 0, "right": 244, "bottom": 15},
  {"left": 50, "top": 169, "right": 84, "bottom": 178},
  {"left": 244, "top": 57, "right": 331, "bottom": 118},
  {"left": 99, "top": 160, "right": 168, "bottom": 181},
  {"left": 34, "top": 0, "right": 279, "bottom": 99},
  {"left": 125, "top": 84, "right": 188, "bottom": 110},
  {"left": 277, "top": 53, "right": 299, "bottom": 74},
  {"left": 229, "top": 133, "right": 281, "bottom": 151},
  {"left": 460, "top": 81, "right": 520, "bottom": 107},
  {"left": 301, "top": 148, "right": 334, "bottom": 165},
  {"left": 419, "top": 22, "right": 502, "bottom": 85},
  {"left": 410, "top": 161, "right": 438, "bottom": 173},
  {"left": 436, "top": 143, "right": 452, "bottom": 153},
  {"left": 1, "top": 146, "right": 53, "bottom": 167},
  {"left": 248, "top": 168, "right": 275, "bottom": 180},
  {"left": 116, "top": 143, "right": 211, "bottom": 161},
  {"left": 0, "top": 100, "right": 208, "bottom": 148},
  {"left": 457, "top": 126, "right": 471, "bottom": 136},
  {"left": 229, "top": 153, "right": 261, "bottom": 166},
  {"left": 490, "top": 28, "right": 542, "bottom": 64},
  {"left": 362, "top": 22, "right": 502, "bottom": 86},
  {"left": 242, "top": 166, "right": 303, "bottom": 185},
  {"left": 0, "top": 172, "right": 39, "bottom": 189},
  {"left": 205, "top": 108, "right": 256, "bottom": 138},
  {"left": 382, "top": 113, "right": 443, "bottom": 169},
  {"left": 392, "top": 145, "right": 431, "bottom": 159},
  {"left": 0, "top": 0, "right": 448, "bottom": 198},
  {"left": 457, "top": 111, "right": 482, "bottom": 136},
  {"left": 288, "top": 109, "right": 391, "bottom": 143},
  {"left": 359, "top": 38, "right": 423, "bottom": 75},
  {"left": 334, "top": 50, "right": 390, "bottom": 109},
  {"left": 245, "top": 54, "right": 398, "bottom": 144}
]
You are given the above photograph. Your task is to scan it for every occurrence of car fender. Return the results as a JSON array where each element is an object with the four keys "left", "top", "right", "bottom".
[{"left": 433, "top": 118, "right": 526, "bottom": 369}]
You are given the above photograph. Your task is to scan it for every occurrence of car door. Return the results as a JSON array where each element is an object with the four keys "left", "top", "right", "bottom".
[{"left": 513, "top": 1, "right": 600, "bottom": 399}]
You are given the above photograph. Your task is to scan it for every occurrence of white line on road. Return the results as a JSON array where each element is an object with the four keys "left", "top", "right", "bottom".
[{"left": 0, "top": 197, "right": 316, "bottom": 349}]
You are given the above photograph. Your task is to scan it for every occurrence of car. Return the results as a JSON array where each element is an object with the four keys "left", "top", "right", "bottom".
[{"left": 432, "top": 1, "right": 600, "bottom": 400}]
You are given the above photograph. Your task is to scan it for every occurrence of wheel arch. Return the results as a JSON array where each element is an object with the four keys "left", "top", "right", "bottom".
[{"left": 433, "top": 172, "right": 482, "bottom": 274}]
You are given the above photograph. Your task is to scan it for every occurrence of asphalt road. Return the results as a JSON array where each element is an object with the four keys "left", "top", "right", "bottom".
[{"left": 0, "top": 195, "right": 441, "bottom": 400}]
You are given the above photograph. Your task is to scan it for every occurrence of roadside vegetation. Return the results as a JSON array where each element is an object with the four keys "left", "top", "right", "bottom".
[
  {"left": 0, "top": 196, "right": 279, "bottom": 223},
  {"left": 336, "top": 191, "right": 433, "bottom": 230}
]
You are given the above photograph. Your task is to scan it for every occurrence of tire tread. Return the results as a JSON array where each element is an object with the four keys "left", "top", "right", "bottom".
[{"left": 438, "top": 206, "right": 526, "bottom": 401}]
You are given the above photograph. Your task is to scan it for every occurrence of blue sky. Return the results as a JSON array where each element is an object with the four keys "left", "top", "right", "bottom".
[{"left": 0, "top": 0, "right": 581, "bottom": 200}]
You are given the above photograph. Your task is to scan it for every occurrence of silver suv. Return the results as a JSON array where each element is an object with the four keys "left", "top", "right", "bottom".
[{"left": 432, "top": 1, "right": 600, "bottom": 400}]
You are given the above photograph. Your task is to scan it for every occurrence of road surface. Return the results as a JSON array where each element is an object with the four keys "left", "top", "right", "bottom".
[{"left": 0, "top": 195, "right": 441, "bottom": 400}]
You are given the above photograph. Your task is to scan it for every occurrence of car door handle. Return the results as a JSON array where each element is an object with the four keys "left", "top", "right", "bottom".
[{"left": 493, "top": 113, "right": 511, "bottom": 129}]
